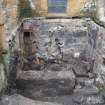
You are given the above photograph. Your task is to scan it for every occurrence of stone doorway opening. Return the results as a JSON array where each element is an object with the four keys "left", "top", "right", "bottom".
[{"left": 23, "top": 31, "right": 36, "bottom": 57}]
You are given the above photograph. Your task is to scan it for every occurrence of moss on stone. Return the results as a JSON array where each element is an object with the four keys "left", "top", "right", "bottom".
[
  {"left": 0, "top": 49, "right": 8, "bottom": 64},
  {"left": 91, "top": 0, "right": 105, "bottom": 28},
  {"left": 0, "top": 55, "right": 4, "bottom": 64},
  {"left": 0, "top": 48, "right": 10, "bottom": 95},
  {"left": 0, "top": 63, "right": 7, "bottom": 96},
  {"left": 18, "top": 0, "right": 35, "bottom": 21},
  {"left": 100, "top": 85, "right": 105, "bottom": 98}
]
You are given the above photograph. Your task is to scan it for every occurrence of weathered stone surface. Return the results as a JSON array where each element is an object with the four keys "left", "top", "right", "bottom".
[
  {"left": 91, "top": 22, "right": 105, "bottom": 86},
  {"left": 74, "top": 86, "right": 99, "bottom": 95},
  {"left": 0, "top": 0, "right": 105, "bottom": 104},
  {"left": 13, "top": 18, "right": 105, "bottom": 104},
  {"left": 16, "top": 70, "right": 75, "bottom": 98},
  {"left": 76, "top": 77, "right": 95, "bottom": 87},
  {"left": 72, "top": 94, "right": 105, "bottom": 105},
  {"left": 17, "top": 0, "right": 95, "bottom": 17},
  {"left": 86, "top": 95, "right": 105, "bottom": 105},
  {"left": 46, "top": 64, "right": 66, "bottom": 71},
  {"left": 1, "top": 93, "right": 104, "bottom": 105},
  {"left": 72, "top": 60, "right": 90, "bottom": 77},
  {"left": 17, "top": 19, "right": 89, "bottom": 63},
  {"left": 0, "top": 64, "right": 7, "bottom": 94},
  {"left": 1, "top": 94, "right": 61, "bottom": 105},
  {"left": 18, "top": 70, "right": 75, "bottom": 80}
]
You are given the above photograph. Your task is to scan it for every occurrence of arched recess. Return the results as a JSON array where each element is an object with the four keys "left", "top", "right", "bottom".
[{"left": 22, "top": 21, "right": 36, "bottom": 57}]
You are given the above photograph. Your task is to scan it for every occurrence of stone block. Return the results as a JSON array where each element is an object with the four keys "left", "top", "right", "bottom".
[{"left": 16, "top": 70, "right": 75, "bottom": 98}]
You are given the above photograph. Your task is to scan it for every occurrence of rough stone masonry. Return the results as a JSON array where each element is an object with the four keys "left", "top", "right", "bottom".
[
  {"left": 11, "top": 18, "right": 105, "bottom": 105},
  {"left": 0, "top": 0, "right": 105, "bottom": 105}
]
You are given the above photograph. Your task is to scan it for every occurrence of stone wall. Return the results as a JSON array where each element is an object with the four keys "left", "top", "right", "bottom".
[
  {"left": 17, "top": 0, "right": 95, "bottom": 17},
  {"left": 0, "top": 64, "right": 7, "bottom": 95},
  {"left": 14, "top": 19, "right": 105, "bottom": 104},
  {"left": 67, "top": 0, "right": 95, "bottom": 17},
  {"left": 0, "top": 0, "right": 18, "bottom": 95},
  {"left": 0, "top": 0, "right": 105, "bottom": 97},
  {"left": 16, "top": 19, "right": 89, "bottom": 61},
  {"left": 0, "top": 0, "right": 97, "bottom": 51}
]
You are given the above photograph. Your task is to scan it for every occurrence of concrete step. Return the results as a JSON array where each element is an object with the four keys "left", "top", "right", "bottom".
[{"left": 16, "top": 70, "right": 75, "bottom": 98}]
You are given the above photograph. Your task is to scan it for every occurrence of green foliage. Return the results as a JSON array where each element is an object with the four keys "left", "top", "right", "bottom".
[
  {"left": 0, "top": 49, "right": 8, "bottom": 64},
  {"left": 92, "top": 13, "right": 99, "bottom": 23},
  {"left": 0, "top": 55, "right": 4, "bottom": 64},
  {"left": 100, "top": 85, "right": 105, "bottom": 98},
  {"left": 18, "top": 0, "right": 35, "bottom": 21}
]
